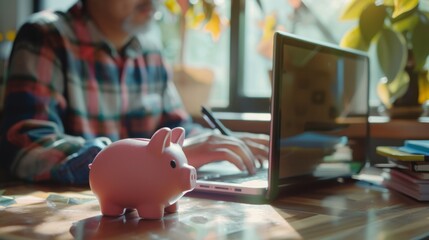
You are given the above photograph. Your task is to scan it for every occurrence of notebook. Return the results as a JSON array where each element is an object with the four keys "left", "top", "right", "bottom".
[{"left": 193, "top": 31, "right": 370, "bottom": 200}]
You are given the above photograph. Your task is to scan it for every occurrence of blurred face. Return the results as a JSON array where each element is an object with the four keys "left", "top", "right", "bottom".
[
  {"left": 122, "top": 0, "right": 160, "bottom": 35},
  {"left": 87, "top": 0, "right": 159, "bottom": 36}
]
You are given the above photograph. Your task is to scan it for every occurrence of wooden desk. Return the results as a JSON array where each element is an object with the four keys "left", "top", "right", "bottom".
[{"left": 1, "top": 180, "right": 429, "bottom": 240}]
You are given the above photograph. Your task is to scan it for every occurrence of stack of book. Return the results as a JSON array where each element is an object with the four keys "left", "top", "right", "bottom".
[{"left": 376, "top": 140, "right": 429, "bottom": 201}]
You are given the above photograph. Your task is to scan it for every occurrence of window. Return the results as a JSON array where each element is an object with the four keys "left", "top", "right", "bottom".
[
  {"left": 36, "top": 0, "right": 382, "bottom": 114},
  {"left": 158, "top": 0, "right": 381, "bottom": 114},
  {"left": 38, "top": 0, "right": 76, "bottom": 11},
  {"left": 240, "top": 0, "right": 355, "bottom": 113},
  {"left": 155, "top": 0, "right": 231, "bottom": 115}
]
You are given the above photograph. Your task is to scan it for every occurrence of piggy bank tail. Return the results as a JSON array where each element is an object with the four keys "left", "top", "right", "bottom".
[{"left": 88, "top": 163, "right": 92, "bottom": 169}]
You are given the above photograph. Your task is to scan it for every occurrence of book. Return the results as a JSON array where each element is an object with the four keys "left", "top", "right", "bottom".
[
  {"left": 376, "top": 146, "right": 429, "bottom": 161},
  {"left": 387, "top": 157, "right": 429, "bottom": 172},
  {"left": 381, "top": 168, "right": 429, "bottom": 201},
  {"left": 376, "top": 141, "right": 429, "bottom": 201},
  {"left": 399, "top": 140, "right": 429, "bottom": 155},
  {"left": 375, "top": 162, "right": 429, "bottom": 179},
  {"left": 405, "top": 140, "right": 429, "bottom": 151},
  {"left": 398, "top": 169, "right": 429, "bottom": 180}
]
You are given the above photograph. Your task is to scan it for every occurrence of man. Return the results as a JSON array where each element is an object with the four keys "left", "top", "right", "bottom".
[{"left": 0, "top": 0, "right": 269, "bottom": 184}]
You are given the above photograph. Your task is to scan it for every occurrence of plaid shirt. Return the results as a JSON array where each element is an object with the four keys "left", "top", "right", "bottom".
[{"left": 0, "top": 3, "right": 201, "bottom": 184}]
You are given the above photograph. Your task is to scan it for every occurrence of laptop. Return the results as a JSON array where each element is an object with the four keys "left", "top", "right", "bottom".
[{"left": 193, "top": 31, "right": 370, "bottom": 201}]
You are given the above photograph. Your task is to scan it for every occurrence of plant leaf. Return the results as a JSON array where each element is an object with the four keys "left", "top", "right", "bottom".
[
  {"left": 164, "top": 0, "right": 182, "bottom": 15},
  {"left": 392, "top": 13, "right": 419, "bottom": 32},
  {"left": 359, "top": 4, "right": 387, "bottom": 43},
  {"left": 392, "top": 0, "right": 419, "bottom": 19},
  {"left": 340, "top": 26, "right": 370, "bottom": 51},
  {"left": 377, "top": 71, "right": 410, "bottom": 108},
  {"left": 186, "top": 7, "right": 206, "bottom": 29},
  {"left": 377, "top": 77, "right": 393, "bottom": 108},
  {"left": 203, "top": 11, "right": 228, "bottom": 42},
  {"left": 383, "top": 0, "right": 395, "bottom": 6},
  {"left": 411, "top": 17, "right": 429, "bottom": 70},
  {"left": 376, "top": 28, "right": 407, "bottom": 82},
  {"left": 418, "top": 71, "right": 429, "bottom": 104},
  {"left": 340, "top": 0, "right": 373, "bottom": 20},
  {"left": 387, "top": 70, "right": 410, "bottom": 101}
]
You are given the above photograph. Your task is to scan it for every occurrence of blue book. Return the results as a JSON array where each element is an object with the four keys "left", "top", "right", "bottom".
[
  {"left": 281, "top": 132, "right": 347, "bottom": 150},
  {"left": 399, "top": 140, "right": 429, "bottom": 155}
]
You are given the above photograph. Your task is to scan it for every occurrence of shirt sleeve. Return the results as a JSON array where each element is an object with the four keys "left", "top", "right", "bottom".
[
  {"left": 157, "top": 60, "right": 205, "bottom": 137},
  {"left": 50, "top": 137, "right": 110, "bottom": 185},
  {"left": 0, "top": 19, "right": 101, "bottom": 183}
]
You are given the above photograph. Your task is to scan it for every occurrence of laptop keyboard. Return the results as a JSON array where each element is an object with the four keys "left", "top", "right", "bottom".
[{"left": 199, "top": 167, "right": 268, "bottom": 184}]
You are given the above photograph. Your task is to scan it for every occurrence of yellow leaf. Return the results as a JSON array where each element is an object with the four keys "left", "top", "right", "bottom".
[
  {"left": 392, "top": 0, "right": 418, "bottom": 19},
  {"left": 164, "top": 0, "right": 182, "bottom": 15},
  {"left": 387, "top": 70, "right": 409, "bottom": 100},
  {"left": 392, "top": 13, "right": 419, "bottom": 32},
  {"left": 418, "top": 71, "right": 429, "bottom": 104},
  {"left": 340, "top": 0, "right": 373, "bottom": 20},
  {"left": 383, "top": 0, "right": 395, "bottom": 6},
  {"left": 203, "top": 11, "right": 228, "bottom": 41},
  {"left": 261, "top": 14, "right": 277, "bottom": 41},
  {"left": 185, "top": 8, "right": 205, "bottom": 29},
  {"left": 339, "top": 26, "right": 370, "bottom": 51},
  {"left": 377, "top": 71, "right": 411, "bottom": 108},
  {"left": 6, "top": 31, "right": 16, "bottom": 41},
  {"left": 377, "top": 77, "right": 392, "bottom": 108}
]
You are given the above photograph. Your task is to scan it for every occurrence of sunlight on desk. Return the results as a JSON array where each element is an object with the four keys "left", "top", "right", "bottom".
[
  {"left": 3, "top": 181, "right": 429, "bottom": 239},
  {"left": 0, "top": 185, "right": 300, "bottom": 240}
]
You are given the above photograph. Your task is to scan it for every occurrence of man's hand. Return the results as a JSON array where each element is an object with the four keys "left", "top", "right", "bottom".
[{"left": 183, "top": 130, "right": 269, "bottom": 174}]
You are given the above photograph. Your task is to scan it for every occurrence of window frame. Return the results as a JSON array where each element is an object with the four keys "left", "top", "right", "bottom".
[
  {"left": 217, "top": 0, "right": 271, "bottom": 114},
  {"left": 33, "top": 0, "right": 42, "bottom": 12}
]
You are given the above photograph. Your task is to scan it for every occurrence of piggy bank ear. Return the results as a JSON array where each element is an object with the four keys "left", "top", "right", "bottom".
[
  {"left": 171, "top": 127, "right": 185, "bottom": 146},
  {"left": 148, "top": 127, "right": 171, "bottom": 153}
]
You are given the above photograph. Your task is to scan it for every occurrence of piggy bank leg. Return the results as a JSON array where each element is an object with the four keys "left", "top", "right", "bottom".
[
  {"left": 99, "top": 200, "right": 125, "bottom": 217},
  {"left": 136, "top": 204, "right": 164, "bottom": 219},
  {"left": 164, "top": 202, "right": 178, "bottom": 213}
]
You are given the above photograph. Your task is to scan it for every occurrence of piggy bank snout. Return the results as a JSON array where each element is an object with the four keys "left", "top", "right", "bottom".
[{"left": 182, "top": 165, "right": 197, "bottom": 191}]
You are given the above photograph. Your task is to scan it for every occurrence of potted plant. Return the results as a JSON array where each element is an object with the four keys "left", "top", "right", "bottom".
[
  {"left": 158, "top": 0, "right": 229, "bottom": 116},
  {"left": 339, "top": 0, "right": 429, "bottom": 118}
]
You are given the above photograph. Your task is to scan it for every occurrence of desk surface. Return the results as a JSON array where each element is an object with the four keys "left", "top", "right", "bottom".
[{"left": 1, "top": 180, "right": 429, "bottom": 240}]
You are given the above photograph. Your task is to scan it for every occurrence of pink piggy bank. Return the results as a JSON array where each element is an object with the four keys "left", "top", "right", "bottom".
[{"left": 89, "top": 127, "right": 197, "bottom": 219}]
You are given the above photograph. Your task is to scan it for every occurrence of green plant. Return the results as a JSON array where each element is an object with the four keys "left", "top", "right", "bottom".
[{"left": 339, "top": 0, "right": 429, "bottom": 109}]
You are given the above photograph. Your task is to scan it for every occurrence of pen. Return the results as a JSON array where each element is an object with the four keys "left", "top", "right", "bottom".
[{"left": 201, "top": 106, "right": 233, "bottom": 136}]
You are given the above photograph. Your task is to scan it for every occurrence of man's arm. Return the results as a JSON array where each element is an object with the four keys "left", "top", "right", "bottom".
[{"left": 0, "top": 18, "right": 105, "bottom": 184}]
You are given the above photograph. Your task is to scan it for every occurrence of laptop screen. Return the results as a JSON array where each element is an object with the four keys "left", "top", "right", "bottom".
[{"left": 268, "top": 31, "right": 370, "bottom": 198}]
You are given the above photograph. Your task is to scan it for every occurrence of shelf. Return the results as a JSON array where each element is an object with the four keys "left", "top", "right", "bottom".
[{"left": 194, "top": 113, "right": 429, "bottom": 140}]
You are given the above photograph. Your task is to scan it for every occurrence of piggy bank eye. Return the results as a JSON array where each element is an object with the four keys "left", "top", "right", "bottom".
[{"left": 170, "top": 160, "right": 176, "bottom": 169}]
